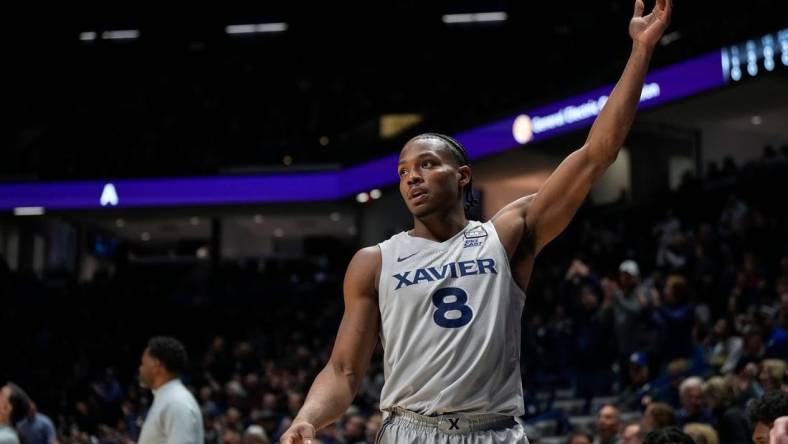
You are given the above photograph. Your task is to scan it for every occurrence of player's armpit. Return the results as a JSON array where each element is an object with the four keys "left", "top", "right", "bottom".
[{"left": 490, "top": 194, "right": 536, "bottom": 261}]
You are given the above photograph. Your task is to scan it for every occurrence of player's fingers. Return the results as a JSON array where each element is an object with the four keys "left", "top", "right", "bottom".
[
  {"left": 662, "top": 0, "right": 672, "bottom": 24},
  {"left": 281, "top": 432, "right": 301, "bottom": 444},
  {"left": 301, "top": 427, "right": 315, "bottom": 443},
  {"left": 661, "top": 0, "right": 672, "bottom": 16},
  {"left": 633, "top": 0, "right": 644, "bottom": 18}
]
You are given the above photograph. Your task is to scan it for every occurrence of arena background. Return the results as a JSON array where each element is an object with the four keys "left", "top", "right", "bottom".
[{"left": 1, "top": 2, "right": 787, "bottom": 443}]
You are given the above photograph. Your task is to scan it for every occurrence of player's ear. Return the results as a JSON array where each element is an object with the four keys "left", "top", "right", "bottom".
[{"left": 458, "top": 165, "right": 471, "bottom": 187}]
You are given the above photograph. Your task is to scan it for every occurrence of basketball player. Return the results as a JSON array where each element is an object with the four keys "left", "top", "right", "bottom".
[{"left": 282, "top": 1, "right": 672, "bottom": 442}]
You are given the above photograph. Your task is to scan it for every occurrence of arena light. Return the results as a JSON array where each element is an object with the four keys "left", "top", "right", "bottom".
[
  {"left": 226, "top": 23, "right": 288, "bottom": 35},
  {"left": 356, "top": 192, "right": 370, "bottom": 203},
  {"left": 79, "top": 32, "right": 97, "bottom": 41},
  {"left": 13, "top": 206, "right": 44, "bottom": 216},
  {"left": 722, "top": 28, "right": 788, "bottom": 81},
  {"left": 101, "top": 30, "right": 139, "bottom": 40},
  {"left": 370, "top": 189, "right": 382, "bottom": 200},
  {"left": 442, "top": 12, "right": 507, "bottom": 24},
  {"left": 660, "top": 31, "right": 681, "bottom": 46},
  {"left": 473, "top": 12, "right": 508, "bottom": 22}
]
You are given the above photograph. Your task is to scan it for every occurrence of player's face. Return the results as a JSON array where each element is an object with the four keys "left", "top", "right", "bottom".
[{"left": 398, "top": 139, "right": 467, "bottom": 218}]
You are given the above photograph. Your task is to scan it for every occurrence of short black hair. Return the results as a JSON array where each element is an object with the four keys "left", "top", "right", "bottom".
[
  {"left": 747, "top": 391, "right": 788, "bottom": 426},
  {"left": 643, "top": 427, "right": 695, "bottom": 444},
  {"left": 412, "top": 133, "right": 479, "bottom": 217},
  {"left": 5, "top": 382, "right": 31, "bottom": 424},
  {"left": 147, "top": 336, "right": 189, "bottom": 375}
]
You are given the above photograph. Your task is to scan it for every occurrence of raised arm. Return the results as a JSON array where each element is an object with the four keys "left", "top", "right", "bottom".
[
  {"left": 281, "top": 247, "right": 381, "bottom": 444},
  {"left": 493, "top": 0, "right": 671, "bottom": 257}
]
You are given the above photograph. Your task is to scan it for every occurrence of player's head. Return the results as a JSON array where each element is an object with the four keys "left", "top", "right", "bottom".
[
  {"left": 0, "top": 382, "right": 31, "bottom": 425},
  {"left": 398, "top": 133, "right": 477, "bottom": 219},
  {"left": 139, "top": 336, "right": 189, "bottom": 389},
  {"left": 747, "top": 390, "right": 788, "bottom": 444}
]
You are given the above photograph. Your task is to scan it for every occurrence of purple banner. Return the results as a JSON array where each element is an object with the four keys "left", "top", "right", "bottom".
[
  {"left": 0, "top": 51, "right": 729, "bottom": 211},
  {"left": 457, "top": 51, "right": 726, "bottom": 159}
]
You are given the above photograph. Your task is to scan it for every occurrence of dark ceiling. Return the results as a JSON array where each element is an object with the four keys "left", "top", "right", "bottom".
[{"left": 2, "top": 1, "right": 785, "bottom": 180}]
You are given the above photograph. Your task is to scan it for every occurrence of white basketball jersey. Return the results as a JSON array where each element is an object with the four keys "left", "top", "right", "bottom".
[{"left": 377, "top": 220, "right": 526, "bottom": 416}]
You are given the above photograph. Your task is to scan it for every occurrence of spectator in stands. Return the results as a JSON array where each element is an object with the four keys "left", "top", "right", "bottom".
[
  {"left": 243, "top": 425, "right": 271, "bottom": 444},
  {"left": 569, "top": 263, "right": 615, "bottom": 409},
  {"left": 676, "top": 377, "right": 713, "bottom": 427},
  {"left": 339, "top": 414, "right": 366, "bottom": 444},
  {"left": 759, "top": 359, "right": 787, "bottom": 393},
  {"left": 641, "top": 402, "right": 676, "bottom": 434},
  {"left": 653, "top": 276, "right": 695, "bottom": 362},
  {"left": 91, "top": 367, "right": 123, "bottom": 426},
  {"left": 16, "top": 402, "right": 58, "bottom": 444},
  {"left": 708, "top": 319, "right": 743, "bottom": 374},
  {"left": 609, "top": 261, "right": 656, "bottom": 386},
  {"left": 652, "top": 359, "right": 690, "bottom": 408},
  {"left": 643, "top": 427, "right": 694, "bottom": 444},
  {"left": 682, "top": 423, "right": 718, "bottom": 444},
  {"left": 364, "top": 413, "right": 382, "bottom": 444},
  {"left": 593, "top": 404, "right": 621, "bottom": 444},
  {"left": 569, "top": 431, "right": 594, "bottom": 444},
  {"left": 732, "top": 358, "right": 764, "bottom": 407},
  {"left": 740, "top": 326, "right": 767, "bottom": 362},
  {"left": 747, "top": 390, "right": 788, "bottom": 444},
  {"left": 621, "top": 423, "right": 642, "bottom": 444},
  {"left": 619, "top": 352, "right": 653, "bottom": 410},
  {"left": 702, "top": 377, "right": 749, "bottom": 444}
]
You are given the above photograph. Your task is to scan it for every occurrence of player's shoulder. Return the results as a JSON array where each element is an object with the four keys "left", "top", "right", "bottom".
[
  {"left": 354, "top": 245, "right": 382, "bottom": 261},
  {"left": 345, "top": 245, "right": 382, "bottom": 294},
  {"left": 347, "top": 245, "right": 382, "bottom": 275}
]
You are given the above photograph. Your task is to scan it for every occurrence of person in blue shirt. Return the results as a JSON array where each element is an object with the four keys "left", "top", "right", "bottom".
[{"left": 17, "top": 403, "right": 58, "bottom": 444}]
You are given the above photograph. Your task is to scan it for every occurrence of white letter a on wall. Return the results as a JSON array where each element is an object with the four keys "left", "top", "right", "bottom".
[{"left": 100, "top": 183, "right": 119, "bottom": 207}]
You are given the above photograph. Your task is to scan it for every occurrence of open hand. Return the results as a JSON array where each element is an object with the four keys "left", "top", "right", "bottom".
[{"left": 629, "top": 0, "right": 672, "bottom": 48}]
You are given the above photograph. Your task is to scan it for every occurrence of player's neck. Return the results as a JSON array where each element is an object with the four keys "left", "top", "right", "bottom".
[{"left": 411, "top": 211, "right": 468, "bottom": 242}]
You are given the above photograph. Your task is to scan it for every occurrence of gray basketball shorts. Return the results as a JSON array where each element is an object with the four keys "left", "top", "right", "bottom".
[{"left": 376, "top": 408, "right": 529, "bottom": 444}]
